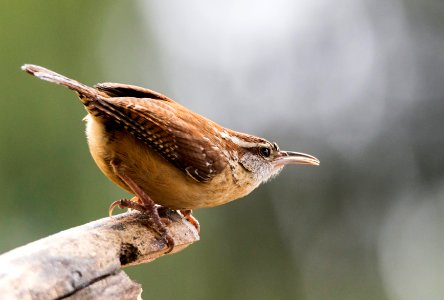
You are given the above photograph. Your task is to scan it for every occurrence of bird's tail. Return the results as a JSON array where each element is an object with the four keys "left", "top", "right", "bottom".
[{"left": 21, "top": 64, "right": 98, "bottom": 104}]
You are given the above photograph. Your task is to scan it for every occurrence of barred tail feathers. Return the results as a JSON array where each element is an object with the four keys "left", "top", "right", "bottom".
[{"left": 21, "top": 64, "right": 98, "bottom": 104}]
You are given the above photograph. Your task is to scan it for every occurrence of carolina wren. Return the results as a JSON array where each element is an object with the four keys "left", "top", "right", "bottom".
[{"left": 22, "top": 64, "right": 319, "bottom": 251}]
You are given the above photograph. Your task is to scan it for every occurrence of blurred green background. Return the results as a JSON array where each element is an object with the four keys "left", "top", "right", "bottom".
[{"left": 1, "top": 1, "right": 444, "bottom": 299}]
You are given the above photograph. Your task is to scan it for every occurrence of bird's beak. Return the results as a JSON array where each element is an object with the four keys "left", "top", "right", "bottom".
[{"left": 274, "top": 151, "right": 320, "bottom": 166}]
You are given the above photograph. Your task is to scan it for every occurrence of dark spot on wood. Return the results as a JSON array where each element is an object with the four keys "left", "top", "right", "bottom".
[
  {"left": 111, "top": 223, "right": 125, "bottom": 231},
  {"left": 72, "top": 270, "right": 82, "bottom": 281},
  {"left": 119, "top": 243, "right": 140, "bottom": 266}
]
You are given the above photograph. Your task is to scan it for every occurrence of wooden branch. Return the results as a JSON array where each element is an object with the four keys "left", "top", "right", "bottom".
[{"left": 0, "top": 211, "right": 200, "bottom": 300}]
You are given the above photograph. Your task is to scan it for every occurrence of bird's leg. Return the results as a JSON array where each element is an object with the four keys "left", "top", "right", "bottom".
[
  {"left": 180, "top": 209, "right": 200, "bottom": 232},
  {"left": 109, "top": 198, "right": 173, "bottom": 227},
  {"left": 109, "top": 165, "right": 174, "bottom": 253}
]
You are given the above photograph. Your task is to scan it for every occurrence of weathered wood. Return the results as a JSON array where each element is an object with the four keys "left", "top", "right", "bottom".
[{"left": 0, "top": 211, "right": 199, "bottom": 300}]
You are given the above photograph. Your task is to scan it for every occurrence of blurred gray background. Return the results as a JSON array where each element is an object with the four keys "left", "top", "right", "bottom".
[{"left": 1, "top": 0, "right": 444, "bottom": 299}]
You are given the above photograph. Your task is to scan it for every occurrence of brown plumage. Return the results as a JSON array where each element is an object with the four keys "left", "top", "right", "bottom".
[{"left": 22, "top": 64, "right": 319, "bottom": 252}]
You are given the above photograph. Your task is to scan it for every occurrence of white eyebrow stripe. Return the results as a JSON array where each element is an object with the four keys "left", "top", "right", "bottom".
[{"left": 220, "top": 131, "right": 269, "bottom": 149}]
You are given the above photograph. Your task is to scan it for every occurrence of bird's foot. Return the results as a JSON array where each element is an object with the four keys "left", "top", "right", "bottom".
[{"left": 109, "top": 198, "right": 174, "bottom": 253}]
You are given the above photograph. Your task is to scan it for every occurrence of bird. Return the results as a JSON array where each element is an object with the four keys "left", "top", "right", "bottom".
[{"left": 22, "top": 64, "right": 319, "bottom": 252}]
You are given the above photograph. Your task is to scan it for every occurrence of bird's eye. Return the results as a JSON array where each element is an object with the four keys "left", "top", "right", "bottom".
[{"left": 259, "top": 146, "right": 271, "bottom": 158}]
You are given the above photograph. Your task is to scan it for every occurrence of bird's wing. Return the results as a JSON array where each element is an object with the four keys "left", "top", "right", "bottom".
[{"left": 94, "top": 96, "right": 228, "bottom": 182}]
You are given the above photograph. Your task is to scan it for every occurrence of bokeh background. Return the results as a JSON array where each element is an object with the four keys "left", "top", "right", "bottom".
[{"left": 1, "top": 1, "right": 444, "bottom": 299}]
